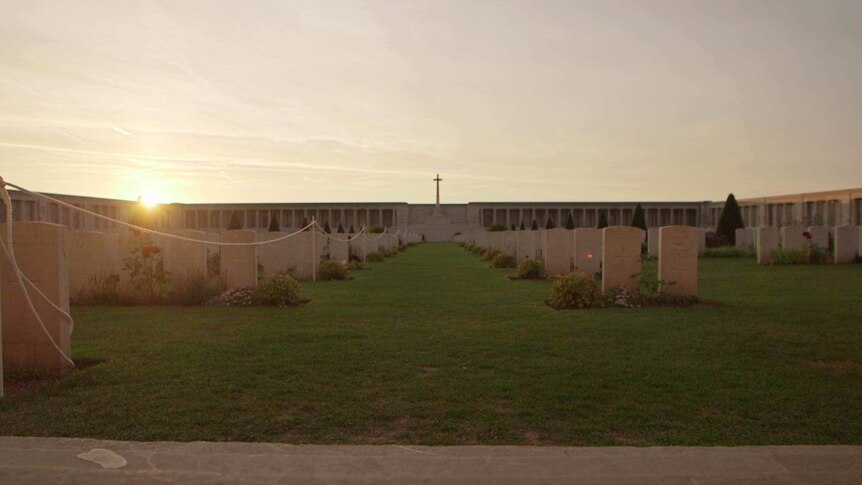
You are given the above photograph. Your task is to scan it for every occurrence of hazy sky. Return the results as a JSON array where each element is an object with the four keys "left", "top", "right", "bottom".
[{"left": 1, "top": 0, "right": 860, "bottom": 204}]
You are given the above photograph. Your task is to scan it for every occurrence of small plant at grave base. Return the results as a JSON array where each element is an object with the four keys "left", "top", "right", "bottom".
[
  {"left": 319, "top": 259, "right": 349, "bottom": 281},
  {"left": 366, "top": 251, "right": 385, "bottom": 262},
  {"left": 548, "top": 272, "right": 604, "bottom": 309},
  {"left": 368, "top": 226, "right": 385, "bottom": 234},
  {"left": 170, "top": 271, "right": 223, "bottom": 306},
  {"left": 347, "top": 260, "right": 366, "bottom": 271},
  {"left": 407, "top": 242, "right": 420, "bottom": 248},
  {"left": 122, "top": 232, "right": 170, "bottom": 303},
  {"left": 492, "top": 253, "right": 517, "bottom": 268},
  {"left": 605, "top": 286, "right": 640, "bottom": 308},
  {"left": 254, "top": 273, "right": 302, "bottom": 306},
  {"left": 770, "top": 249, "right": 812, "bottom": 265},
  {"left": 482, "top": 248, "right": 501, "bottom": 262},
  {"left": 72, "top": 273, "right": 120, "bottom": 305},
  {"left": 487, "top": 224, "right": 507, "bottom": 232},
  {"left": 517, "top": 259, "right": 546, "bottom": 280},
  {"left": 207, "top": 251, "right": 221, "bottom": 278},
  {"left": 385, "top": 248, "right": 400, "bottom": 257}
]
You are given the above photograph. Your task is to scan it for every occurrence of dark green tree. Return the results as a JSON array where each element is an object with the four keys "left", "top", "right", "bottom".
[
  {"left": 519, "top": 221, "right": 526, "bottom": 230},
  {"left": 511, "top": 224, "right": 516, "bottom": 230},
  {"left": 716, "top": 193, "right": 745, "bottom": 245},
  {"left": 267, "top": 215, "right": 280, "bottom": 232},
  {"left": 545, "top": 218, "right": 555, "bottom": 229},
  {"left": 565, "top": 213, "right": 575, "bottom": 229},
  {"left": 531, "top": 219, "right": 538, "bottom": 230},
  {"left": 337, "top": 223, "right": 345, "bottom": 233},
  {"left": 323, "top": 221, "right": 331, "bottom": 233},
  {"left": 300, "top": 216, "right": 310, "bottom": 231},
  {"left": 630, "top": 204, "right": 647, "bottom": 231},
  {"left": 597, "top": 211, "right": 608, "bottom": 229},
  {"left": 349, "top": 225, "right": 355, "bottom": 233},
  {"left": 227, "top": 211, "right": 242, "bottom": 230}
]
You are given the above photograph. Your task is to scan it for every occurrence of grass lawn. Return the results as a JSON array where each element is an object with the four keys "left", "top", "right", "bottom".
[{"left": 1, "top": 243, "right": 861, "bottom": 445}]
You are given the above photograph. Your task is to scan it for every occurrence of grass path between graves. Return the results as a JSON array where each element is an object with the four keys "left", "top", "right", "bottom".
[{"left": 2, "top": 243, "right": 862, "bottom": 445}]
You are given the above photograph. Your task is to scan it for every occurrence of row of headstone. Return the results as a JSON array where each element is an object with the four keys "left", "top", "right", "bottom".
[
  {"left": 755, "top": 225, "right": 862, "bottom": 264},
  {"left": 464, "top": 226, "right": 697, "bottom": 296}
]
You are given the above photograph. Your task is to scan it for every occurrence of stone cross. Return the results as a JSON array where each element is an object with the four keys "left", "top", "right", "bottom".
[{"left": 434, "top": 174, "right": 442, "bottom": 205}]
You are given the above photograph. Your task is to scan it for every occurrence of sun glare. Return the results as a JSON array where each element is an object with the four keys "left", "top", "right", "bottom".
[{"left": 138, "top": 189, "right": 167, "bottom": 208}]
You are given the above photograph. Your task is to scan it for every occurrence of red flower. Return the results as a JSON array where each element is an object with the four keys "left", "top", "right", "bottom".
[
  {"left": 802, "top": 231, "right": 812, "bottom": 240},
  {"left": 141, "top": 246, "right": 161, "bottom": 258}
]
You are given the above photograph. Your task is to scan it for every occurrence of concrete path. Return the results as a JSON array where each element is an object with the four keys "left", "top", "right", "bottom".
[{"left": 1, "top": 437, "right": 860, "bottom": 484}]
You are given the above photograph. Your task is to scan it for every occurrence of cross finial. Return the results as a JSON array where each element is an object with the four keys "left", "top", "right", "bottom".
[{"left": 433, "top": 174, "right": 442, "bottom": 205}]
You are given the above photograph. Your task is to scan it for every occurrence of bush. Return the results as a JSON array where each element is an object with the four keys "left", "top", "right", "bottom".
[
  {"left": 366, "top": 251, "right": 385, "bottom": 262},
  {"left": 487, "top": 224, "right": 507, "bottom": 232},
  {"left": 517, "top": 259, "right": 546, "bottom": 279},
  {"left": 210, "top": 287, "right": 256, "bottom": 307},
  {"left": 770, "top": 248, "right": 817, "bottom": 265},
  {"left": 703, "top": 246, "right": 752, "bottom": 258},
  {"left": 549, "top": 272, "right": 604, "bottom": 309},
  {"left": 253, "top": 273, "right": 302, "bottom": 306},
  {"left": 171, "top": 272, "right": 223, "bottom": 305},
  {"left": 368, "top": 226, "right": 385, "bottom": 234},
  {"left": 482, "top": 248, "right": 501, "bottom": 262},
  {"left": 319, "top": 259, "right": 349, "bottom": 280},
  {"left": 347, "top": 260, "right": 366, "bottom": 271},
  {"left": 470, "top": 245, "right": 485, "bottom": 256},
  {"left": 492, "top": 253, "right": 517, "bottom": 268}
]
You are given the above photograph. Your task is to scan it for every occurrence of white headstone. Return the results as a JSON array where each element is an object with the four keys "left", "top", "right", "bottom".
[
  {"left": 601, "top": 226, "right": 642, "bottom": 294},
  {"left": 658, "top": 226, "right": 698, "bottom": 296}
]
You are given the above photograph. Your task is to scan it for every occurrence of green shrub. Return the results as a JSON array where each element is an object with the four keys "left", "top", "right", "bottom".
[
  {"left": 347, "top": 260, "right": 366, "bottom": 271},
  {"left": 486, "top": 224, "right": 507, "bottom": 232},
  {"left": 492, "top": 253, "right": 517, "bottom": 268},
  {"left": 254, "top": 273, "right": 302, "bottom": 306},
  {"left": 549, "top": 272, "right": 604, "bottom": 309},
  {"left": 517, "top": 259, "right": 546, "bottom": 279},
  {"left": 366, "top": 251, "right": 385, "bottom": 262},
  {"left": 469, "top": 245, "right": 484, "bottom": 256},
  {"left": 368, "top": 226, "right": 385, "bottom": 234},
  {"left": 319, "top": 259, "right": 349, "bottom": 280},
  {"left": 770, "top": 249, "right": 816, "bottom": 265},
  {"left": 482, "top": 248, "right": 501, "bottom": 261},
  {"left": 703, "top": 246, "right": 750, "bottom": 258}
]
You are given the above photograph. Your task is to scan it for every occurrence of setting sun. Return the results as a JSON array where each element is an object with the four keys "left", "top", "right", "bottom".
[{"left": 138, "top": 189, "right": 168, "bottom": 208}]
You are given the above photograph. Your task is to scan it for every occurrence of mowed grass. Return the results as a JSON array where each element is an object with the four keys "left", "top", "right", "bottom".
[{"left": 1, "top": 243, "right": 861, "bottom": 445}]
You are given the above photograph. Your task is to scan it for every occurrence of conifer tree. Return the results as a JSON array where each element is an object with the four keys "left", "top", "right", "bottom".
[
  {"left": 267, "top": 214, "right": 280, "bottom": 232},
  {"left": 597, "top": 211, "right": 608, "bottom": 229},
  {"left": 227, "top": 211, "right": 242, "bottom": 230},
  {"left": 300, "top": 216, "right": 309, "bottom": 231},
  {"left": 337, "top": 223, "right": 345, "bottom": 233},
  {"left": 323, "top": 221, "right": 331, "bottom": 233},
  {"left": 716, "top": 193, "right": 745, "bottom": 245},
  {"left": 520, "top": 221, "right": 526, "bottom": 230},
  {"left": 630, "top": 204, "right": 646, "bottom": 231},
  {"left": 531, "top": 219, "right": 539, "bottom": 230},
  {"left": 545, "top": 218, "right": 555, "bottom": 229},
  {"left": 565, "top": 213, "right": 575, "bottom": 229}
]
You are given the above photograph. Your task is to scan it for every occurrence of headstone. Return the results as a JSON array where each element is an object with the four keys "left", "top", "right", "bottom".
[
  {"left": 833, "top": 226, "right": 859, "bottom": 264},
  {"left": 329, "top": 235, "right": 350, "bottom": 263},
  {"left": 757, "top": 227, "right": 779, "bottom": 264},
  {"left": 647, "top": 228, "right": 659, "bottom": 257},
  {"left": 220, "top": 230, "right": 257, "bottom": 288},
  {"left": 66, "top": 231, "right": 117, "bottom": 299},
  {"left": 502, "top": 231, "right": 517, "bottom": 256},
  {"left": 488, "top": 232, "right": 504, "bottom": 251},
  {"left": 806, "top": 226, "right": 829, "bottom": 250},
  {"left": 601, "top": 226, "right": 642, "bottom": 294},
  {"left": 573, "top": 228, "right": 602, "bottom": 274},
  {"left": 542, "top": 228, "right": 573, "bottom": 276},
  {"left": 516, "top": 230, "right": 538, "bottom": 263},
  {"left": 258, "top": 232, "right": 289, "bottom": 277},
  {"left": 780, "top": 226, "right": 807, "bottom": 252},
  {"left": 163, "top": 230, "right": 207, "bottom": 283},
  {"left": 697, "top": 228, "right": 707, "bottom": 256},
  {"left": 658, "top": 226, "right": 698, "bottom": 296},
  {"left": 117, "top": 229, "right": 163, "bottom": 299},
  {"left": 735, "top": 228, "right": 755, "bottom": 250},
  {"left": 350, "top": 233, "right": 368, "bottom": 261},
  {"left": 287, "top": 231, "right": 318, "bottom": 280},
  {"left": 1, "top": 222, "right": 72, "bottom": 371}
]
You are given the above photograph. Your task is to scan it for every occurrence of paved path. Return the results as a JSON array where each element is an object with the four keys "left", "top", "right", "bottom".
[{"left": 1, "top": 437, "right": 860, "bottom": 484}]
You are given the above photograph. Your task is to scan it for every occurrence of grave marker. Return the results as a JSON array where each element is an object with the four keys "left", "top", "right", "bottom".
[
  {"left": 658, "top": 226, "right": 698, "bottom": 296},
  {"left": 601, "top": 226, "right": 642, "bottom": 293}
]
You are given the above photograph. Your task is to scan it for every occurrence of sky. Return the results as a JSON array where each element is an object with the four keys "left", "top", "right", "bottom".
[{"left": 0, "top": 0, "right": 860, "bottom": 204}]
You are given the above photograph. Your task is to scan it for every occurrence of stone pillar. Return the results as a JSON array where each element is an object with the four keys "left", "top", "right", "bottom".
[
  {"left": 220, "top": 230, "right": 257, "bottom": 288},
  {"left": 601, "top": 226, "right": 641, "bottom": 294},
  {"left": 1, "top": 222, "right": 72, "bottom": 371},
  {"left": 658, "top": 226, "right": 698, "bottom": 296},
  {"left": 833, "top": 226, "right": 859, "bottom": 264},
  {"left": 573, "top": 228, "right": 602, "bottom": 274}
]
